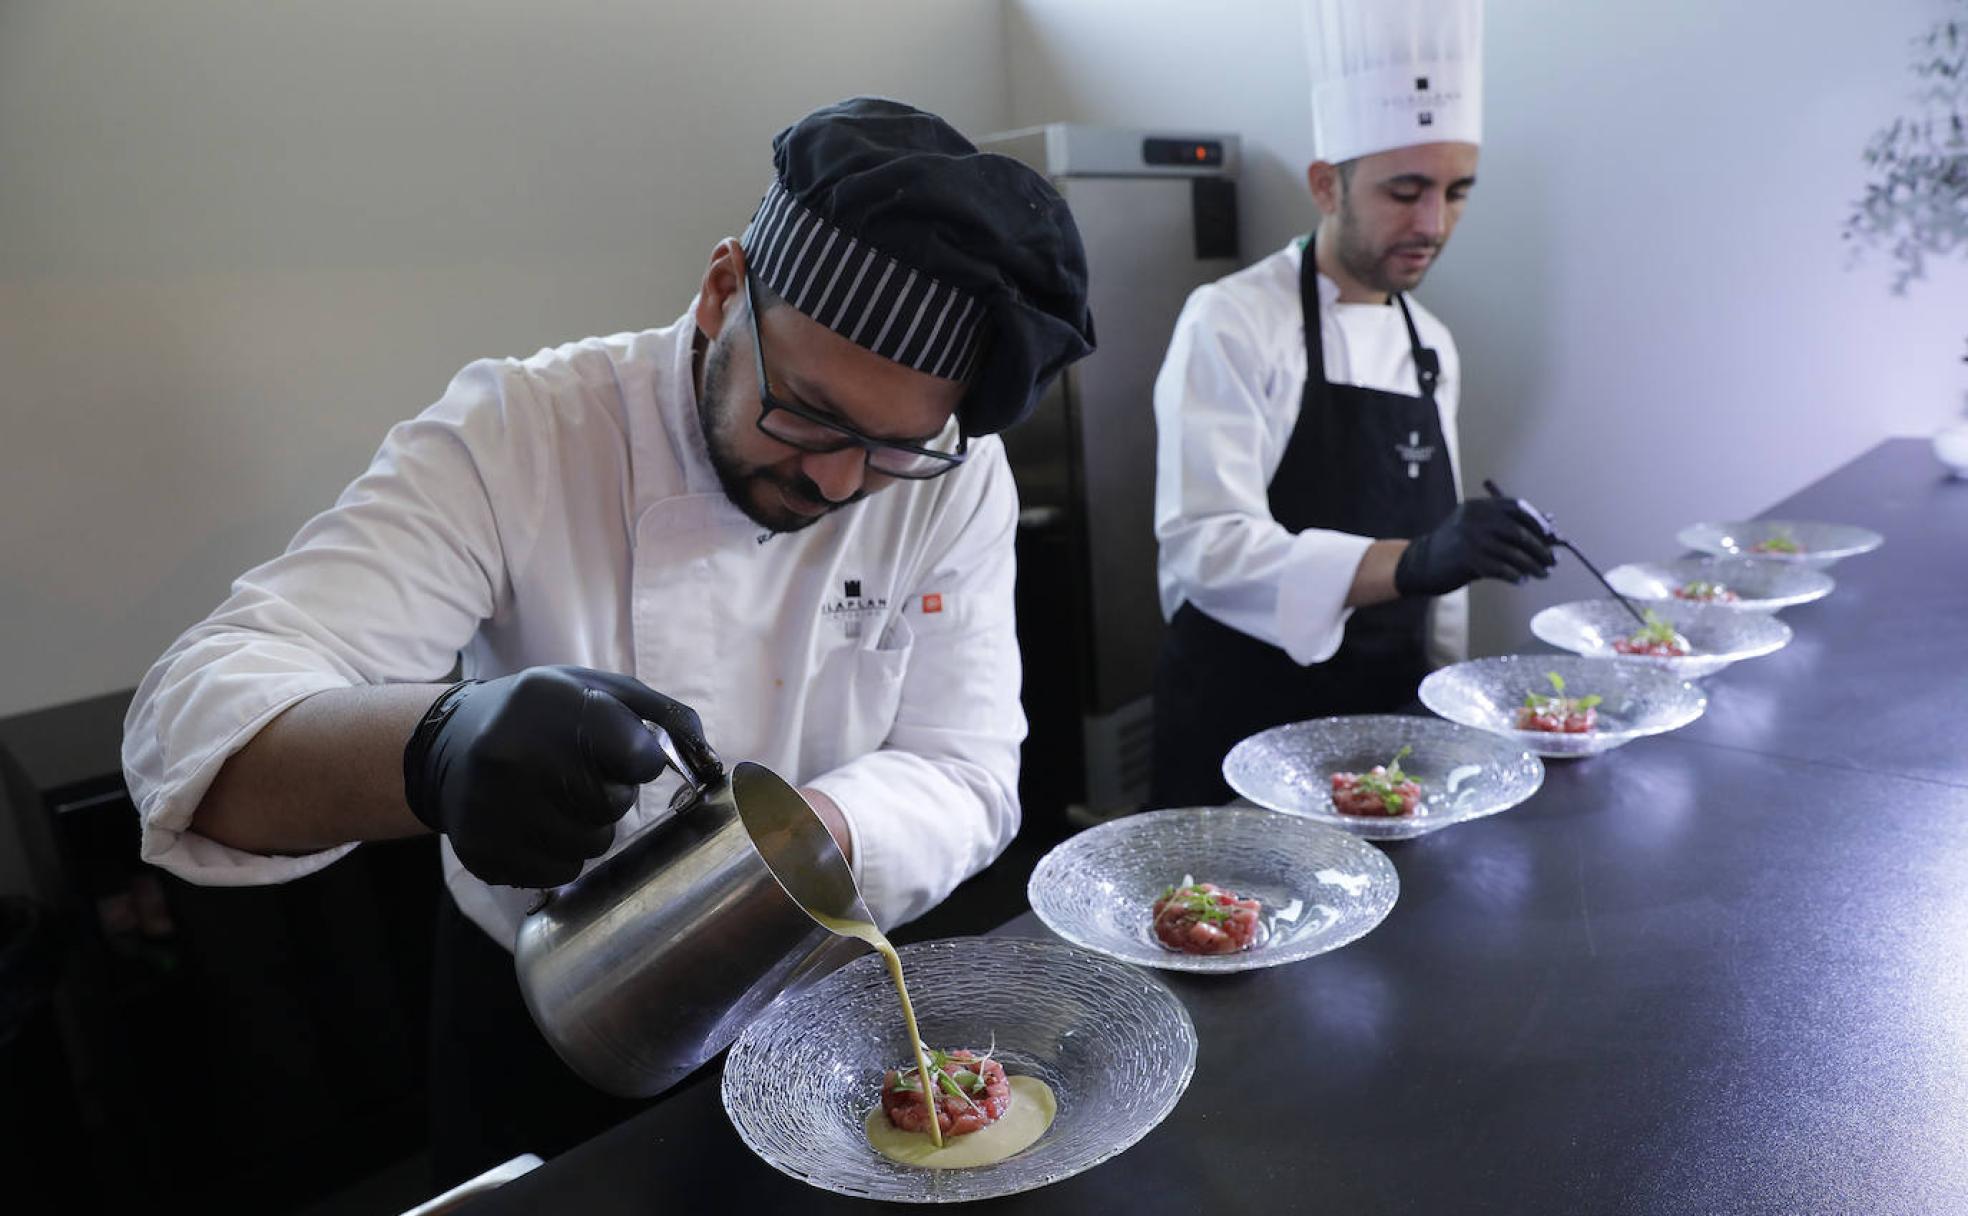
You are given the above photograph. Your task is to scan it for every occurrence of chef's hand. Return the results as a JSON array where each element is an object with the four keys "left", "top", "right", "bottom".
[
  {"left": 800, "top": 787, "right": 854, "bottom": 865},
  {"left": 1394, "top": 498, "right": 1556, "bottom": 597},
  {"left": 401, "top": 665, "right": 722, "bottom": 888}
]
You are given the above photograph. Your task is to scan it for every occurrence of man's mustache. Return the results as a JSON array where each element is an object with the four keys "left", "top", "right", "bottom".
[{"left": 771, "top": 471, "right": 865, "bottom": 513}]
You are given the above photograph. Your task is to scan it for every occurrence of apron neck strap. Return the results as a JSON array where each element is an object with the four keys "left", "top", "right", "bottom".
[
  {"left": 1392, "top": 293, "right": 1441, "bottom": 404},
  {"left": 1303, "top": 236, "right": 1441, "bottom": 405}
]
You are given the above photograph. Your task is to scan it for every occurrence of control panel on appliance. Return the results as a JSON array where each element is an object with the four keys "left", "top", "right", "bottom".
[{"left": 1141, "top": 137, "right": 1225, "bottom": 168}]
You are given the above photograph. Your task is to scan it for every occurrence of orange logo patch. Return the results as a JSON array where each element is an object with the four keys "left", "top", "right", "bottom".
[{"left": 921, "top": 593, "right": 943, "bottom": 614}]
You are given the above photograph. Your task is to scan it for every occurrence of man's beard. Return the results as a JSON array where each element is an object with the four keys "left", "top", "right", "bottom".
[
  {"left": 697, "top": 330, "right": 860, "bottom": 534},
  {"left": 1334, "top": 204, "right": 1440, "bottom": 295}
]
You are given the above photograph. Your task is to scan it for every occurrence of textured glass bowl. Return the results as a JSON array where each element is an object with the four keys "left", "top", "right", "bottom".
[
  {"left": 721, "top": 936, "right": 1195, "bottom": 1203},
  {"left": 1418, "top": 654, "right": 1708, "bottom": 759},
  {"left": 1676, "top": 519, "right": 1882, "bottom": 568},
  {"left": 1026, "top": 807, "right": 1399, "bottom": 974},
  {"left": 1222, "top": 715, "right": 1545, "bottom": 841},
  {"left": 1605, "top": 556, "right": 1834, "bottom": 613},
  {"left": 1530, "top": 597, "right": 1792, "bottom": 680}
]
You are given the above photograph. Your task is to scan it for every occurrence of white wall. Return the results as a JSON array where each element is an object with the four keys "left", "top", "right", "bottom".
[
  {"left": 6, "top": 0, "right": 1964, "bottom": 720},
  {"left": 1005, "top": 0, "right": 1320, "bottom": 289},
  {"left": 1006, "top": 0, "right": 1968, "bottom": 655},
  {"left": 0, "top": 0, "right": 1008, "bottom": 718}
]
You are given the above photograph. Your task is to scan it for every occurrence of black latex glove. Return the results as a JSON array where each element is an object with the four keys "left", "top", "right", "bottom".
[
  {"left": 1394, "top": 498, "right": 1557, "bottom": 597},
  {"left": 401, "top": 666, "right": 722, "bottom": 888}
]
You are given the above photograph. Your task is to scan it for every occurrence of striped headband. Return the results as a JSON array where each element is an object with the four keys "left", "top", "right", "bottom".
[{"left": 740, "top": 177, "right": 989, "bottom": 384}]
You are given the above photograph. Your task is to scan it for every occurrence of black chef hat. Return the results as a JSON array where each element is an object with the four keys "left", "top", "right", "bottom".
[{"left": 741, "top": 97, "right": 1095, "bottom": 437}]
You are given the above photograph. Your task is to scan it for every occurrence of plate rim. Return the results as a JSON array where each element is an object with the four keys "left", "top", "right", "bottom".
[
  {"left": 1675, "top": 518, "right": 1884, "bottom": 563},
  {"left": 1528, "top": 598, "right": 1793, "bottom": 674},
  {"left": 1220, "top": 713, "right": 1547, "bottom": 840},
  {"left": 1416, "top": 653, "right": 1709, "bottom": 757},
  {"left": 1603, "top": 557, "right": 1835, "bottom": 611},
  {"left": 1025, "top": 805, "right": 1401, "bottom": 973},
  {"left": 720, "top": 934, "right": 1200, "bottom": 1203}
]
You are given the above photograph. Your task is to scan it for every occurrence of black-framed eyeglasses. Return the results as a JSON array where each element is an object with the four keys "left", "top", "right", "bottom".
[{"left": 743, "top": 272, "right": 968, "bottom": 480}]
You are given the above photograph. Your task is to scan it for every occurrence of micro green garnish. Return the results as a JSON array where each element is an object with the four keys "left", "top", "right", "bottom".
[
  {"left": 1523, "top": 671, "right": 1565, "bottom": 709},
  {"left": 1350, "top": 745, "right": 1415, "bottom": 813},
  {"left": 1161, "top": 883, "right": 1235, "bottom": 924},
  {"left": 1631, "top": 609, "right": 1682, "bottom": 647},
  {"left": 1524, "top": 670, "right": 1600, "bottom": 713},
  {"left": 1756, "top": 529, "right": 1801, "bottom": 554},
  {"left": 895, "top": 1040, "right": 995, "bottom": 1111},
  {"left": 937, "top": 1069, "right": 984, "bottom": 1114}
]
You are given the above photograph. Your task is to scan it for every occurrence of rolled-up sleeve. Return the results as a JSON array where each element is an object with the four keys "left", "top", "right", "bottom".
[
  {"left": 121, "top": 361, "right": 540, "bottom": 885},
  {"left": 803, "top": 445, "right": 1023, "bottom": 930},
  {"left": 1153, "top": 285, "right": 1371, "bottom": 665}
]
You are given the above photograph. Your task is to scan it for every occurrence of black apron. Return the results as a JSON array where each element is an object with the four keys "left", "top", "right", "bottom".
[{"left": 1148, "top": 239, "right": 1456, "bottom": 808}]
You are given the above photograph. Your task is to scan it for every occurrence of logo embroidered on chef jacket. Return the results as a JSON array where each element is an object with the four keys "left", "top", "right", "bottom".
[
  {"left": 822, "top": 577, "right": 888, "bottom": 640},
  {"left": 921, "top": 593, "right": 943, "bottom": 614},
  {"left": 1395, "top": 430, "right": 1437, "bottom": 479}
]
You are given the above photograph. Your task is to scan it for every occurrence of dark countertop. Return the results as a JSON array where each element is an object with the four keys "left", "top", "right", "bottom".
[
  {"left": 1668, "top": 439, "right": 1968, "bottom": 789},
  {"left": 466, "top": 439, "right": 1968, "bottom": 1215}
]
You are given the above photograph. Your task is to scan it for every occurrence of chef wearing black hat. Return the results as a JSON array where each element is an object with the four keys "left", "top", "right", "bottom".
[{"left": 120, "top": 97, "right": 1093, "bottom": 1183}]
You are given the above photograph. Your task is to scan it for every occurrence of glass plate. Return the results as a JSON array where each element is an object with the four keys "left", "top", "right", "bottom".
[
  {"left": 1676, "top": 519, "right": 1882, "bottom": 568},
  {"left": 1222, "top": 714, "right": 1545, "bottom": 841},
  {"left": 721, "top": 937, "right": 1195, "bottom": 1203},
  {"left": 1418, "top": 654, "right": 1708, "bottom": 759},
  {"left": 1026, "top": 807, "right": 1398, "bottom": 974},
  {"left": 1605, "top": 556, "right": 1834, "bottom": 613},
  {"left": 1530, "top": 597, "right": 1791, "bottom": 680}
]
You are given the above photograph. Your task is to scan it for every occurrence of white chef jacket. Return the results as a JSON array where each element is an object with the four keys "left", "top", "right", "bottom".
[
  {"left": 1154, "top": 239, "right": 1468, "bottom": 668},
  {"left": 122, "top": 308, "right": 1024, "bottom": 946}
]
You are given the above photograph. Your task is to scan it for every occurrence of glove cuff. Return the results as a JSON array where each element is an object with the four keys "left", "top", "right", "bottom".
[
  {"left": 1392, "top": 536, "right": 1427, "bottom": 598},
  {"left": 401, "top": 679, "right": 477, "bottom": 832}
]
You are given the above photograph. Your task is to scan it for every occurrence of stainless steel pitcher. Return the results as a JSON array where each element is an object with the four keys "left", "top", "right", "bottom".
[{"left": 512, "top": 754, "right": 870, "bottom": 1099}]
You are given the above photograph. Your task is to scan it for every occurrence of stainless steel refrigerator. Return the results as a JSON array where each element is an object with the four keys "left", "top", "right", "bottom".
[{"left": 979, "top": 124, "right": 1242, "bottom": 823}]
